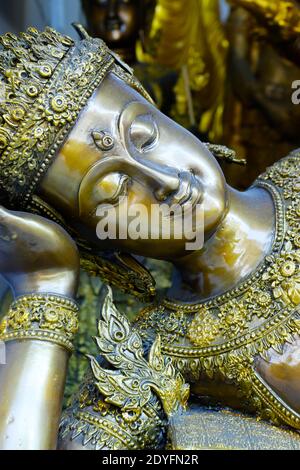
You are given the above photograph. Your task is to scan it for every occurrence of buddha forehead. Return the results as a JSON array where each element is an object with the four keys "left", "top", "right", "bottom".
[
  {"left": 77, "top": 71, "right": 152, "bottom": 131},
  {"left": 58, "top": 69, "right": 218, "bottom": 180},
  {"left": 55, "top": 71, "right": 157, "bottom": 173}
]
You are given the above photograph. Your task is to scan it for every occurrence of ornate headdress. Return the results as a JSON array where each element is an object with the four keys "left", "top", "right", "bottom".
[
  {"left": 0, "top": 25, "right": 155, "bottom": 301},
  {"left": 0, "top": 24, "right": 149, "bottom": 208}
]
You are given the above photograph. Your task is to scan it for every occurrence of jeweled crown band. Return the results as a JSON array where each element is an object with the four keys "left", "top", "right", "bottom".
[
  {"left": 0, "top": 25, "right": 152, "bottom": 210},
  {"left": 0, "top": 293, "right": 79, "bottom": 352},
  {"left": 0, "top": 27, "right": 116, "bottom": 208}
]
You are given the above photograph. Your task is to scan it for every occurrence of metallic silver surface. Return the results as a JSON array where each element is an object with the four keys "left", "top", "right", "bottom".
[{"left": 0, "top": 340, "right": 69, "bottom": 450}]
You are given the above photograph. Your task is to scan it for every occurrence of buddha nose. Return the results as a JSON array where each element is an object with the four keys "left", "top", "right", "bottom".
[{"left": 133, "top": 159, "right": 180, "bottom": 202}]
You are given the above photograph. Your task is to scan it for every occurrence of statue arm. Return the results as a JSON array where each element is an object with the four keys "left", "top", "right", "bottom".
[{"left": 0, "top": 207, "right": 80, "bottom": 450}]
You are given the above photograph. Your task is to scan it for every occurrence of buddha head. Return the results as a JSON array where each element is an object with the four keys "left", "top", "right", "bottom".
[
  {"left": 82, "top": 0, "right": 143, "bottom": 63},
  {"left": 0, "top": 26, "right": 226, "bottom": 297}
]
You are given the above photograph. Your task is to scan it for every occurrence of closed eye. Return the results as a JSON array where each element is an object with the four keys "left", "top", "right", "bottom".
[{"left": 129, "top": 114, "right": 158, "bottom": 153}]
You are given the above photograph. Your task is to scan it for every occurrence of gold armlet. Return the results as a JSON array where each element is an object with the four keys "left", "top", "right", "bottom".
[{"left": 0, "top": 294, "right": 79, "bottom": 352}]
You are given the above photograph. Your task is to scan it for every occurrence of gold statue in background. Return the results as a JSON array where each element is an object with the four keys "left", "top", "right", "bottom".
[
  {"left": 0, "top": 25, "right": 300, "bottom": 450},
  {"left": 138, "top": 0, "right": 228, "bottom": 141},
  {"left": 223, "top": 0, "right": 300, "bottom": 187},
  {"left": 81, "top": 0, "right": 154, "bottom": 65},
  {"left": 141, "top": 0, "right": 300, "bottom": 188}
]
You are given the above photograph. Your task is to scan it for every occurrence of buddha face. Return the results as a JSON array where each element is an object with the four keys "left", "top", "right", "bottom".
[
  {"left": 39, "top": 72, "right": 227, "bottom": 260},
  {"left": 82, "top": 0, "right": 141, "bottom": 55}
]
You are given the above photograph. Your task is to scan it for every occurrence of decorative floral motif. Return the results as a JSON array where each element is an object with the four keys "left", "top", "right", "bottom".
[
  {"left": 220, "top": 352, "right": 253, "bottom": 384},
  {"left": 7, "top": 307, "right": 30, "bottom": 330},
  {"left": 287, "top": 200, "right": 300, "bottom": 222},
  {"left": 262, "top": 252, "right": 300, "bottom": 306},
  {"left": 217, "top": 299, "right": 248, "bottom": 339},
  {"left": 244, "top": 287, "right": 275, "bottom": 319},
  {"left": 261, "top": 155, "right": 300, "bottom": 187},
  {"left": 137, "top": 307, "right": 187, "bottom": 344},
  {"left": 187, "top": 306, "right": 219, "bottom": 347},
  {"left": 283, "top": 179, "right": 300, "bottom": 201},
  {"left": 288, "top": 228, "right": 300, "bottom": 249},
  {"left": 0, "top": 318, "right": 7, "bottom": 336},
  {"left": 0, "top": 294, "right": 79, "bottom": 341}
]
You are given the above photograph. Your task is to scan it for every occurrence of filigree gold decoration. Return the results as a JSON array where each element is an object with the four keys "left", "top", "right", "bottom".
[
  {"left": 262, "top": 252, "right": 300, "bottom": 306},
  {"left": 136, "top": 151, "right": 300, "bottom": 429},
  {"left": 90, "top": 287, "right": 189, "bottom": 418},
  {"left": 0, "top": 294, "right": 79, "bottom": 351},
  {"left": 0, "top": 26, "right": 150, "bottom": 209},
  {"left": 137, "top": 306, "right": 187, "bottom": 345},
  {"left": 59, "top": 287, "right": 189, "bottom": 450},
  {"left": 204, "top": 143, "right": 247, "bottom": 166},
  {"left": 187, "top": 306, "right": 219, "bottom": 347},
  {"left": 218, "top": 299, "right": 249, "bottom": 339}
]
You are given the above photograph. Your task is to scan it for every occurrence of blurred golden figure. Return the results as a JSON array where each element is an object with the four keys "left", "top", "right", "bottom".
[
  {"left": 222, "top": 1, "right": 300, "bottom": 187},
  {"left": 142, "top": 0, "right": 300, "bottom": 188},
  {"left": 228, "top": 0, "right": 300, "bottom": 64},
  {"left": 138, "top": 0, "right": 229, "bottom": 140},
  {"left": 81, "top": 0, "right": 149, "bottom": 64}
]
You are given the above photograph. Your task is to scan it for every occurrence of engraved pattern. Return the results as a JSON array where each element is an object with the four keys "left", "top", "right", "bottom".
[
  {"left": 0, "top": 27, "right": 150, "bottom": 208},
  {"left": 59, "top": 288, "right": 189, "bottom": 450},
  {"left": 0, "top": 294, "right": 79, "bottom": 351}
]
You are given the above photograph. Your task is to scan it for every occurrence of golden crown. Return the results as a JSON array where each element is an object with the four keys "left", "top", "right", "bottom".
[{"left": 0, "top": 25, "right": 148, "bottom": 208}]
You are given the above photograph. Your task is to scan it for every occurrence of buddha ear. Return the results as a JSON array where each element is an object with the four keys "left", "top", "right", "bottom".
[{"left": 204, "top": 143, "right": 247, "bottom": 166}]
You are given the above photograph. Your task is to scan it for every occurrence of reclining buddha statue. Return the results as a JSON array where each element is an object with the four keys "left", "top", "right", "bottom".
[{"left": 0, "top": 25, "right": 300, "bottom": 450}]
